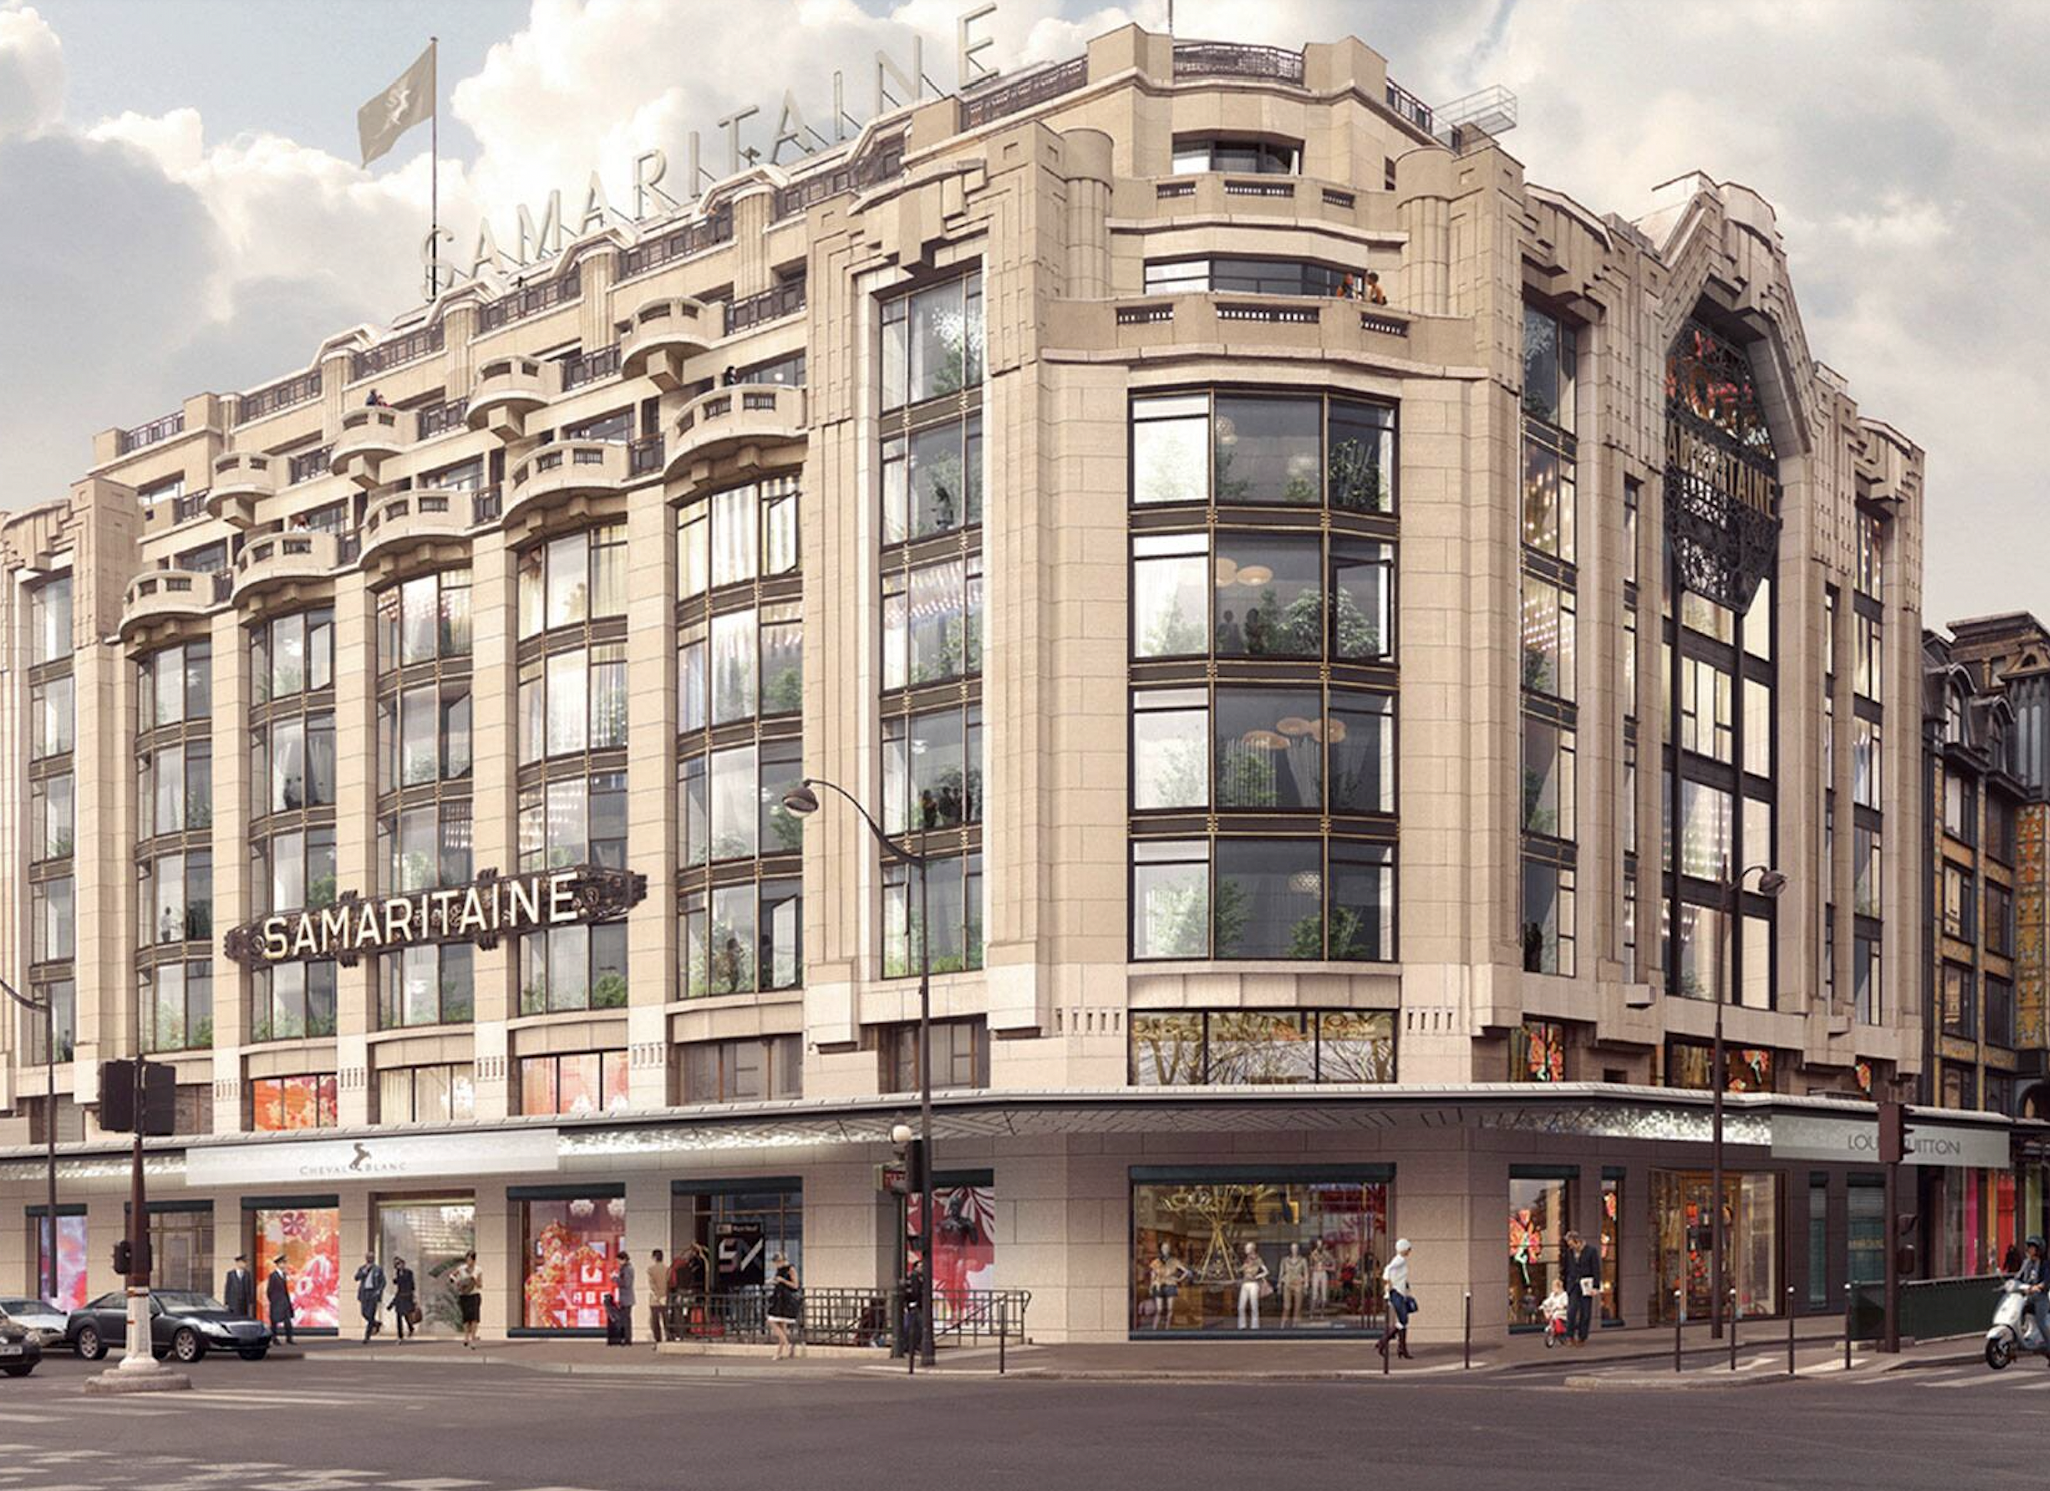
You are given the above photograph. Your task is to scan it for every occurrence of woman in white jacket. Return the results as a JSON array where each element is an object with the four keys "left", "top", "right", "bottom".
[{"left": 1377, "top": 1238, "right": 1416, "bottom": 1360}]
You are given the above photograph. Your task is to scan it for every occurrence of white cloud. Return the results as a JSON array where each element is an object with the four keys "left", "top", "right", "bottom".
[{"left": 0, "top": 2, "right": 64, "bottom": 140}]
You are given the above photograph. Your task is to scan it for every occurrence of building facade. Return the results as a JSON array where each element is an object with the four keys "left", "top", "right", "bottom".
[{"left": 2, "top": 25, "right": 2027, "bottom": 1343}]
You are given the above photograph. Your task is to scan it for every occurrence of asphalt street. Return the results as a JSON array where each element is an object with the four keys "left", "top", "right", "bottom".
[{"left": 0, "top": 1348, "right": 2040, "bottom": 1491}]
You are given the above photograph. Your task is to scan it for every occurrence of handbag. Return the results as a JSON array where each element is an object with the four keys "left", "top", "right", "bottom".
[
  {"left": 1259, "top": 1278, "right": 1275, "bottom": 1299},
  {"left": 407, "top": 1305, "right": 423, "bottom": 1326}
]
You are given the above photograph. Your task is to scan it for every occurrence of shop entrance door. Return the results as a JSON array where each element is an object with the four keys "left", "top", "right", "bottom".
[
  {"left": 1650, "top": 1170, "right": 1782, "bottom": 1324},
  {"left": 376, "top": 1198, "right": 477, "bottom": 1336}
]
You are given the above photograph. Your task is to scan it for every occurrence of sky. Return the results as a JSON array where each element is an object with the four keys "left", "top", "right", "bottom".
[{"left": 1, "top": 0, "right": 2044, "bottom": 628}]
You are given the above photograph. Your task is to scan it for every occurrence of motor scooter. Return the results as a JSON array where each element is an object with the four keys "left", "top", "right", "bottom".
[{"left": 1985, "top": 1278, "right": 2050, "bottom": 1369}]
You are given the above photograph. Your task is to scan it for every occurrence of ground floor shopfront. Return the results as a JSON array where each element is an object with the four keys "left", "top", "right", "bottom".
[{"left": 4, "top": 1089, "right": 2041, "bottom": 1344}]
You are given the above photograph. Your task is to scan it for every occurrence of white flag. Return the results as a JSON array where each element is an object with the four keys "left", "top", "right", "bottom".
[{"left": 358, "top": 42, "right": 435, "bottom": 168}]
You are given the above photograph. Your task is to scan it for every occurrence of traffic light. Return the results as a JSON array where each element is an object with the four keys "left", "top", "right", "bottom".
[
  {"left": 112, "top": 1239, "right": 132, "bottom": 1276},
  {"left": 1896, "top": 1212, "right": 1918, "bottom": 1277},
  {"left": 98, "top": 1059, "right": 176, "bottom": 1136},
  {"left": 1878, "top": 1101, "right": 1907, "bottom": 1165}
]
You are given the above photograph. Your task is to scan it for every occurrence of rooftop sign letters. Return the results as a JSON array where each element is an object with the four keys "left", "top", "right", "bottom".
[{"left": 221, "top": 865, "right": 647, "bottom": 970}]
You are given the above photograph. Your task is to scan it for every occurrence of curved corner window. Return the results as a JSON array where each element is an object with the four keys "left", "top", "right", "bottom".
[{"left": 1132, "top": 392, "right": 1394, "bottom": 513}]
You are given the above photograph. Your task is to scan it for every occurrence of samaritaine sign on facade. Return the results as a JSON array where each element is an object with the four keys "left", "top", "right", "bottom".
[{"left": 222, "top": 865, "right": 647, "bottom": 969}]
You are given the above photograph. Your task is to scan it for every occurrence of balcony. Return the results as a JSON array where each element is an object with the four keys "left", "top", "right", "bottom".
[
  {"left": 505, "top": 440, "right": 629, "bottom": 524},
  {"left": 361, "top": 489, "right": 475, "bottom": 566},
  {"left": 330, "top": 405, "right": 407, "bottom": 490},
  {"left": 119, "top": 569, "right": 220, "bottom": 641},
  {"left": 207, "top": 452, "right": 276, "bottom": 528},
  {"left": 666, "top": 385, "right": 807, "bottom": 478},
  {"left": 232, "top": 530, "right": 342, "bottom": 601},
  {"left": 466, "top": 356, "right": 550, "bottom": 440},
  {"left": 619, "top": 297, "right": 718, "bottom": 391}
]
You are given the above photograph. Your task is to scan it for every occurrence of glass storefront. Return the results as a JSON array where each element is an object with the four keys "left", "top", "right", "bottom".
[
  {"left": 28, "top": 1210, "right": 87, "bottom": 1310},
  {"left": 1599, "top": 1171, "right": 1623, "bottom": 1324},
  {"left": 671, "top": 1180, "right": 803, "bottom": 1302},
  {"left": 1847, "top": 1177, "right": 1884, "bottom": 1286},
  {"left": 250, "top": 1200, "right": 341, "bottom": 1330},
  {"left": 1509, "top": 1169, "right": 1573, "bottom": 1329},
  {"left": 1131, "top": 1168, "right": 1390, "bottom": 1333},
  {"left": 1650, "top": 1170, "right": 1780, "bottom": 1322},
  {"left": 518, "top": 1189, "right": 624, "bottom": 1331},
  {"left": 377, "top": 1198, "right": 476, "bottom": 1334},
  {"left": 148, "top": 1204, "right": 214, "bottom": 1294},
  {"left": 906, "top": 1172, "right": 995, "bottom": 1330}
]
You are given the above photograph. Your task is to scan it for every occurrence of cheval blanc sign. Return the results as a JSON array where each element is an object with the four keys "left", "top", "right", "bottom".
[
  {"left": 184, "top": 1129, "right": 562, "bottom": 1188},
  {"left": 222, "top": 866, "right": 646, "bottom": 969}
]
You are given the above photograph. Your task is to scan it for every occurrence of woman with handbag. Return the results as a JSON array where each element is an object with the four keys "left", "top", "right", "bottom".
[
  {"left": 389, "top": 1258, "right": 418, "bottom": 1341},
  {"left": 766, "top": 1252, "right": 802, "bottom": 1360},
  {"left": 1377, "top": 1238, "right": 1417, "bottom": 1360}
]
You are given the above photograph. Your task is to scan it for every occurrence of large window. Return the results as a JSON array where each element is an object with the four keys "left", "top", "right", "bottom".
[
  {"left": 884, "top": 705, "right": 984, "bottom": 832},
  {"left": 678, "top": 743, "right": 803, "bottom": 866},
  {"left": 883, "top": 415, "right": 981, "bottom": 544},
  {"left": 678, "top": 1036, "right": 803, "bottom": 1103},
  {"left": 882, "top": 555, "right": 983, "bottom": 689},
  {"left": 251, "top": 1075, "right": 339, "bottom": 1131},
  {"left": 519, "top": 1192, "right": 624, "bottom": 1330},
  {"left": 881, "top": 272, "right": 983, "bottom": 412},
  {"left": 1130, "top": 838, "right": 1393, "bottom": 962},
  {"left": 1131, "top": 686, "right": 1393, "bottom": 816},
  {"left": 1144, "top": 256, "right": 1361, "bottom": 298},
  {"left": 377, "top": 944, "right": 475, "bottom": 1029},
  {"left": 31, "top": 772, "right": 75, "bottom": 861},
  {"left": 139, "top": 848, "right": 212, "bottom": 945},
  {"left": 518, "top": 1051, "right": 630, "bottom": 1116},
  {"left": 380, "top": 680, "right": 473, "bottom": 788},
  {"left": 676, "top": 476, "right": 800, "bottom": 598},
  {"left": 251, "top": 712, "right": 337, "bottom": 814},
  {"left": 1522, "top": 859, "right": 1576, "bottom": 976},
  {"left": 138, "top": 641, "right": 212, "bottom": 727},
  {"left": 679, "top": 877, "right": 802, "bottom": 997},
  {"left": 137, "top": 743, "right": 212, "bottom": 839},
  {"left": 1129, "top": 1010, "right": 1395, "bottom": 1085},
  {"left": 30, "top": 876, "right": 73, "bottom": 963},
  {"left": 252, "top": 961, "right": 338, "bottom": 1041},
  {"left": 375, "top": 568, "right": 472, "bottom": 669},
  {"left": 1131, "top": 532, "right": 1392, "bottom": 663},
  {"left": 250, "top": 608, "right": 334, "bottom": 702},
  {"left": 878, "top": 1018, "right": 989, "bottom": 1093},
  {"left": 379, "top": 800, "right": 473, "bottom": 893},
  {"left": 1131, "top": 392, "right": 1394, "bottom": 513},
  {"left": 1169, "top": 137, "right": 1299, "bottom": 174},
  {"left": 29, "top": 575, "right": 72, "bottom": 663},
  {"left": 29, "top": 676, "right": 72, "bottom": 759},
  {"left": 139, "top": 960, "right": 212, "bottom": 1053},
  {"left": 518, "top": 923, "right": 628, "bottom": 1014},
  {"left": 251, "top": 1203, "right": 339, "bottom": 1327},
  {"left": 255, "top": 826, "right": 337, "bottom": 913},
  {"left": 517, "top": 524, "right": 627, "bottom": 639},
  {"left": 1509, "top": 1171, "right": 1574, "bottom": 1329},
  {"left": 519, "top": 643, "right": 626, "bottom": 762},
  {"left": 679, "top": 604, "right": 802, "bottom": 727},
  {"left": 519, "top": 771, "right": 628, "bottom": 870},
  {"left": 883, "top": 854, "right": 984, "bottom": 976},
  {"left": 378, "top": 1063, "right": 476, "bottom": 1124},
  {"left": 1521, "top": 575, "right": 1576, "bottom": 700}
]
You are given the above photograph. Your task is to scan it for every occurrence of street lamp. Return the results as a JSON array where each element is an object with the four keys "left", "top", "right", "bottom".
[
  {"left": 781, "top": 777, "right": 937, "bottom": 1366},
  {"left": 0, "top": 976, "right": 59, "bottom": 1306},
  {"left": 1710, "top": 861, "right": 1787, "bottom": 1339}
]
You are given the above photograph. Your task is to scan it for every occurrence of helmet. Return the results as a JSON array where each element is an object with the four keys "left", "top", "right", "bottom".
[{"left": 2028, "top": 1235, "right": 2044, "bottom": 1251}]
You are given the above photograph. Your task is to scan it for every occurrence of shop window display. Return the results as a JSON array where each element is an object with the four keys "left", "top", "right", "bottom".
[
  {"left": 1599, "top": 1173, "right": 1623, "bottom": 1324},
  {"left": 1509, "top": 1172, "right": 1574, "bottom": 1329},
  {"left": 1650, "top": 1170, "right": 1781, "bottom": 1322},
  {"left": 252, "top": 1205, "right": 340, "bottom": 1330},
  {"left": 1131, "top": 1175, "right": 1389, "bottom": 1333},
  {"left": 377, "top": 1201, "right": 476, "bottom": 1335},
  {"left": 30, "top": 1212, "right": 88, "bottom": 1310},
  {"left": 148, "top": 1206, "right": 215, "bottom": 1294},
  {"left": 905, "top": 1177, "right": 996, "bottom": 1331},
  {"left": 1512, "top": 1020, "right": 1565, "bottom": 1081},
  {"left": 520, "top": 1194, "right": 626, "bottom": 1330}
]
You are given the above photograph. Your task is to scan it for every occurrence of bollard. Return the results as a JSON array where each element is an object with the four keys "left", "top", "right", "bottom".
[
  {"left": 1729, "top": 1289, "right": 1739, "bottom": 1371},
  {"left": 998, "top": 1298, "right": 1007, "bottom": 1377},
  {"left": 1787, "top": 1287, "right": 1796, "bottom": 1377},
  {"left": 1843, "top": 1282, "right": 1853, "bottom": 1371},
  {"left": 1463, "top": 1291, "right": 1471, "bottom": 1371},
  {"left": 1382, "top": 1300, "right": 1392, "bottom": 1376},
  {"left": 1674, "top": 1289, "right": 1683, "bottom": 1373}
]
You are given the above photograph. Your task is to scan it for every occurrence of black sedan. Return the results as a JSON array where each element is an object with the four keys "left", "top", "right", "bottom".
[
  {"left": 65, "top": 1291, "right": 272, "bottom": 1363},
  {"left": 0, "top": 1313, "right": 42, "bottom": 1377}
]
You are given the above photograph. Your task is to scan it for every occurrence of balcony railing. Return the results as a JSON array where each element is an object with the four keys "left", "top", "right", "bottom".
[
  {"left": 476, "top": 271, "right": 581, "bottom": 333},
  {"left": 725, "top": 278, "right": 807, "bottom": 335},
  {"left": 628, "top": 434, "right": 665, "bottom": 476},
  {"left": 617, "top": 208, "right": 734, "bottom": 280},
  {"left": 562, "top": 343, "right": 622, "bottom": 391},
  {"left": 236, "top": 370, "right": 322, "bottom": 426},
  {"left": 1172, "top": 41, "right": 1305, "bottom": 85},
  {"left": 959, "top": 55, "right": 1088, "bottom": 128},
  {"left": 351, "top": 323, "right": 445, "bottom": 381},
  {"left": 771, "top": 140, "right": 905, "bottom": 221},
  {"left": 417, "top": 399, "right": 468, "bottom": 439},
  {"left": 1385, "top": 77, "right": 1434, "bottom": 134},
  {"left": 118, "top": 410, "right": 185, "bottom": 454}
]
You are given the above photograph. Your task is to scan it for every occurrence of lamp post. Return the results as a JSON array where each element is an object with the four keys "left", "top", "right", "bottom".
[
  {"left": 1711, "top": 861, "right": 1787, "bottom": 1340},
  {"left": 781, "top": 776, "right": 937, "bottom": 1366},
  {"left": 0, "top": 976, "right": 59, "bottom": 1305}
]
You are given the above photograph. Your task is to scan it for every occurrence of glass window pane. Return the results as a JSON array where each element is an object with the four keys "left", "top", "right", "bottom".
[
  {"left": 1329, "top": 694, "right": 1396, "bottom": 816},
  {"left": 1133, "top": 690, "right": 1209, "bottom": 811},
  {"left": 711, "top": 610, "right": 757, "bottom": 723},
  {"left": 546, "top": 650, "right": 587, "bottom": 756},
  {"left": 546, "top": 532, "right": 588, "bottom": 629},
  {"left": 1132, "top": 841, "right": 1209, "bottom": 959},
  {"left": 1133, "top": 538, "right": 1209, "bottom": 659},
  {"left": 1213, "top": 396, "right": 1321, "bottom": 505},
  {"left": 709, "top": 745, "right": 759, "bottom": 860},
  {"left": 1132, "top": 402, "right": 1209, "bottom": 506},
  {"left": 1215, "top": 536, "right": 1320, "bottom": 657},
  {"left": 1214, "top": 839, "right": 1322, "bottom": 958},
  {"left": 1215, "top": 688, "right": 1322, "bottom": 810}
]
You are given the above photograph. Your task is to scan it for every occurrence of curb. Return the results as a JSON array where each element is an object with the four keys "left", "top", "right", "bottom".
[{"left": 1563, "top": 1371, "right": 1810, "bottom": 1391}]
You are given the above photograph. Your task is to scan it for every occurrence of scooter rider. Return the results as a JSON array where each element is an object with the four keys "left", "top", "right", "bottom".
[{"left": 2018, "top": 1236, "right": 2049, "bottom": 1347}]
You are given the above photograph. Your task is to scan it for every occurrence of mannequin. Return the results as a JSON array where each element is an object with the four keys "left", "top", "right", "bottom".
[
  {"left": 1307, "top": 1239, "right": 1333, "bottom": 1314},
  {"left": 1279, "top": 1242, "right": 1309, "bottom": 1327},
  {"left": 1147, "top": 1243, "right": 1191, "bottom": 1331},
  {"left": 1236, "top": 1242, "right": 1270, "bottom": 1331}
]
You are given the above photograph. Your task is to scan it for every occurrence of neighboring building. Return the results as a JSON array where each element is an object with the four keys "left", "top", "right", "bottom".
[{"left": 1, "top": 24, "right": 2023, "bottom": 1343}]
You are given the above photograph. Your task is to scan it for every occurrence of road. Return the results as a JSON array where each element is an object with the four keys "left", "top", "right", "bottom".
[{"left": 0, "top": 1346, "right": 2037, "bottom": 1490}]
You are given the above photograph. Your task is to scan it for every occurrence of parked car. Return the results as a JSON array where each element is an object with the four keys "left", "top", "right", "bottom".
[
  {"left": 0, "top": 1314, "right": 43, "bottom": 1377},
  {"left": 65, "top": 1291, "right": 272, "bottom": 1363},
  {"left": 0, "top": 1297, "right": 68, "bottom": 1347}
]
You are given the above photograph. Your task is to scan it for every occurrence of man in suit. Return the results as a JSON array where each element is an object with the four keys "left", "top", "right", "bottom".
[
  {"left": 223, "top": 1254, "right": 254, "bottom": 1318},
  {"left": 1562, "top": 1229, "right": 1602, "bottom": 1346},
  {"left": 266, "top": 1257, "right": 295, "bottom": 1345}
]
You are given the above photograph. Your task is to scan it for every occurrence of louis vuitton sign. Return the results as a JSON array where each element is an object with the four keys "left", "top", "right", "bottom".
[{"left": 222, "top": 865, "right": 646, "bottom": 969}]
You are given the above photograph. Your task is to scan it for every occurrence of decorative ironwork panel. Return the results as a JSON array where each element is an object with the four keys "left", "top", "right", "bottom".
[{"left": 1663, "top": 318, "right": 1781, "bottom": 612}]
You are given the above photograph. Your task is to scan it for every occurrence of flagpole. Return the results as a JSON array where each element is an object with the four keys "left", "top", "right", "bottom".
[{"left": 429, "top": 35, "right": 439, "bottom": 300}]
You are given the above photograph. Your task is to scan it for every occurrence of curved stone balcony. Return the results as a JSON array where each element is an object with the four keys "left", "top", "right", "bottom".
[
  {"left": 232, "top": 530, "right": 341, "bottom": 601},
  {"left": 120, "top": 569, "right": 221, "bottom": 642},
  {"left": 331, "top": 405, "right": 407, "bottom": 490},
  {"left": 361, "top": 489, "right": 476, "bottom": 566},
  {"left": 466, "top": 355, "right": 551, "bottom": 440},
  {"left": 207, "top": 451, "right": 276, "bottom": 528},
  {"left": 619, "top": 296, "right": 718, "bottom": 392},
  {"left": 666, "top": 384, "right": 808, "bottom": 477},
  {"left": 506, "top": 440, "right": 629, "bottom": 524}
]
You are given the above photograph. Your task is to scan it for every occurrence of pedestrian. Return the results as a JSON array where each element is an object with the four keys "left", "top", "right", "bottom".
[
  {"left": 1376, "top": 1238, "right": 1416, "bottom": 1360},
  {"left": 603, "top": 1292, "right": 627, "bottom": 1347},
  {"left": 1562, "top": 1228, "right": 1601, "bottom": 1346},
  {"left": 223, "top": 1253, "right": 255, "bottom": 1318},
  {"left": 767, "top": 1252, "right": 802, "bottom": 1360},
  {"left": 673, "top": 1244, "right": 706, "bottom": 1336},
  {"left": 901, "top": 1249, "right": 927, "bottom": 1360},
  {"left": 615, "top": 1251, "right": 636, "bottom": 1346},
  {"left": 354, "top": 1252, "right": 386, "bottom": 1343},
  {"left": 389, "top": 1257, "right": 417, "bottom": 1341},
  {"left": 648, "top": 1248, "right": 668, "bottom": 1346},
  {"left": 266, "top": 1256, "right": 295, "bottom": 1346},
  {"left": 452, "top": 1250, "right": 483, "bottom": 1349}
]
